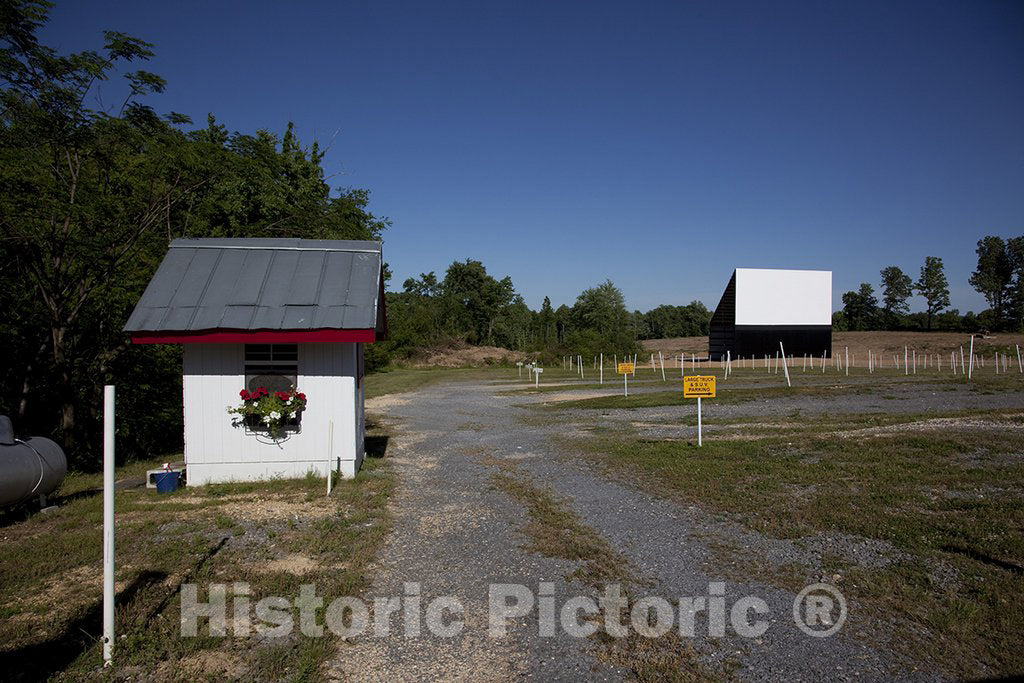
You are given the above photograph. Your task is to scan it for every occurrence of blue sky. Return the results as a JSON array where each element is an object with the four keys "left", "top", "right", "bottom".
[{"left": 43, "top": 0, "right": 1024, "bottom": 313}]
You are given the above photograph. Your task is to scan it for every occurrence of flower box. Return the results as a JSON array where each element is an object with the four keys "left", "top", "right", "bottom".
[
  {"left": 243, "top": 410, "right": 302, "bottom": 432},
  {"left": 229, "top": 387, "right": 307, "bottom": 439}
]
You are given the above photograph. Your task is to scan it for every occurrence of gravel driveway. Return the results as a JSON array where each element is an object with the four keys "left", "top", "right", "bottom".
[{"left": 326, "top": 378, "right": 1007, "bottom": 681}]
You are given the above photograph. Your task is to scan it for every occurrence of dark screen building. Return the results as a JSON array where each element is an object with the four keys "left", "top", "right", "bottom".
[{"left": 709, "top": 268, "right": 832, "bottom": 361}]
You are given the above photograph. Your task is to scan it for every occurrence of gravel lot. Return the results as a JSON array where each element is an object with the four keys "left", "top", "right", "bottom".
[{"left": 329, "top": 377, "right": 1024, "bottom": 681}]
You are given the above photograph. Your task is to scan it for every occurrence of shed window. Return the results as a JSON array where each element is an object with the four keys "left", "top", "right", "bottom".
[{"left": 245, "top": 344, "right": 298, "bottom": 393}]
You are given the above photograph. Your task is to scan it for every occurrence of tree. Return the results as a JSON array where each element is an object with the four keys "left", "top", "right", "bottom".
[
  {"left": 440, "top": 259, "right": 517, "bottom": 345},
  {"left": 537, "top": 296, "right": 555, "bottom": 347},
  {"left": 915, "top": 256, "right": 950, "bottom": 330},
  {"left": 879, "top": 266, "right": 913, "bottom": 328},
  {"left": 0, "top": 4, "right": 389, "bottom": 463},
  {"left": 841, "top": 283, "right": 878, "bottom": 331},
  {"left": 640, "top": 302, "right": 711, "bottom": 339},
  {"left": 968, "top": 236, "right": 1015, "bottom": 328},
  {"left": 1008, "top": 237, "right": 1024, "bottom": 330},
  {"left": 0, "top": 3, "right": 195, "bottom": 456},
  {"left": 572, "top": 280, "right": 631, "bottom": 340}
]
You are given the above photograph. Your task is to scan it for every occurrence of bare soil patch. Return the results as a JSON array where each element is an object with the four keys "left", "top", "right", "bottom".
[{"left": 408, "top": 339, "right": 527, "bottom": 367}]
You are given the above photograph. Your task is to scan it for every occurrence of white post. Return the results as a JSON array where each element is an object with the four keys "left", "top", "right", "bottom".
[
  {"left": 624, "top": 368, "right": 628, "bottom": 397},
  {"left": 780, "top": 342, "right": 791, "bottom": 387},
  {"left": 327, "top": 420, "right": 334, "bottom": 496},
  {"left": 600, "top": 353, "right": 604, "bottom": 384},
  {"left": 697, "top": 396, "right": 702, "bottom": 447},
  {"left": 913, "top": 349, "right": 916, "bottom": 374},
  {"left": 632, "top": 353, "right": 637, "bottom": 377},
  {"left": 845, "top": 347, "right": 849, "bottom": 376},
  {"left": 659, "top": 351, "right": 666, "bottom": 381},
  {"left": 103, "top": 385, "right": 115, "bottom": 666},
  {"left": 803, "top": 353, "right": 807, "bottom": 372},
  {"left": 968, "top": 336, "right": 974, "bottom": 380},
  {"left": 821, "top": 351, "right": 826, "bottom": 373},
  {"left": 1017, "top": 345, "right": 1022, "bottom": 373}
]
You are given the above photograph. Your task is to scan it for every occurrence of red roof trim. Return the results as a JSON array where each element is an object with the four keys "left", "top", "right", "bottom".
[{"left": 131, "top": 329, "right": 378, "bottom": 344}]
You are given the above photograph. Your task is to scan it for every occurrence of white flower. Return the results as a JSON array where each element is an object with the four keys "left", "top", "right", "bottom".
[
  {"left": 262, "top": 415, "right": 271, "bottom": 423},
  {"left": 270, "top": 411, "right": 282, "bottom": 420}
]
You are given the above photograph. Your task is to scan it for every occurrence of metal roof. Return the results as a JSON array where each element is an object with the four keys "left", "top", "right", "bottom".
[{"left": 124, "top": 238, "right": 383, "bottom": 332}]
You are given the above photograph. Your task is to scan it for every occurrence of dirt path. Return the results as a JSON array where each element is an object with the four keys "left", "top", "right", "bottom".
[{"left": 331, "top": 381, "right": 950, "bottom": 681}]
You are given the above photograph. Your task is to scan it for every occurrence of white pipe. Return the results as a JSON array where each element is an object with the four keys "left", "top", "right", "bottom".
[
  {"left": 327, "top": 420, "right": 334, "bottom": 496},
  {"left": 103, "top": 385, "right": 115, "bottom": 666},
  {"left": 780, "top": 342, "right": 791, "bottom": 387},
  {"left": 968, "top": 335, "right": 975, "bottom": 380}
]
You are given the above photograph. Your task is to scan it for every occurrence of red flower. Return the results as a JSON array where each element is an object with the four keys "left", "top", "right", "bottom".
[
  {"left": 296, "top": 393, "right": 306, "bottom": 402},
  {"left": 239, "top": 389, "right": 251, "bottom": 400},
  {"left": 276, "top": 391, "right": 291, "bottom": 401}
]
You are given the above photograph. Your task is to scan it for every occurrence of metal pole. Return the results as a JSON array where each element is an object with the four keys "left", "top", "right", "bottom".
[
  {"left": 697, "top": 397, "right": 702, "bottom": 447},
  {"left": 103, "top": 385, "right": 115, "bottom": 666}
]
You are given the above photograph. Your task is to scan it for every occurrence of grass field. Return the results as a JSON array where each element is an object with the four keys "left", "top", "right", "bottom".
[
  {"left": 641, "top": 330, "right": 1024, "bottom": 360},
  {"left": 527, "top": 358, "right": 1024, "bottom": 678},
  {"left": 365, "top": 366, "right": 503, "bottom": 399},
  {"left": 4, "top": 333, "right": 1022, "bottom": 679},
  {"left": 1, "top": 426, "right": 393, "bottom": 681},
  {"left": 369, "top": 353, "right": 1024, "bottom": 676}
]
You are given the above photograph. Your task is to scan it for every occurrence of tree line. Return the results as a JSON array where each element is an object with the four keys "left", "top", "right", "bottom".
[
  {"left": 837, "top": 237, "right": 1024, "bottom": 333},
  {"left": 371, "top": 264, "right": 711, "bottom": 369}
]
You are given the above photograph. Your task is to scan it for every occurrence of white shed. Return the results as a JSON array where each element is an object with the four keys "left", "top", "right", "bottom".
[{"left": 124, "top": 238, "right": 387, "bottom": 485}]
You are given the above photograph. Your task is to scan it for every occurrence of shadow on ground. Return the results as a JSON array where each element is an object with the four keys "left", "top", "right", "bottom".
[{"left": 1, "top": 570, "right": 167, "bottom": 681}]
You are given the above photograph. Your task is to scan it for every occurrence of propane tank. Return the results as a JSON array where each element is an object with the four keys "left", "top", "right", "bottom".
[{"left": 0, "top": 415, "right": 68, "bottom": 507}]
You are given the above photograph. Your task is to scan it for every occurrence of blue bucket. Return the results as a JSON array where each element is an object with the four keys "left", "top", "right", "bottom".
[{"left": 155, "top": 471, "right": 180, "bottom": 494}]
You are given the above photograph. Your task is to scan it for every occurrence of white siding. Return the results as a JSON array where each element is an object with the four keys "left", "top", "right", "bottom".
[
  {"left": 734, "top": 269, "right": 832, "bottom": 326},
  {"left": 182, "top": 342, "right": 363, "bottom": 485}
]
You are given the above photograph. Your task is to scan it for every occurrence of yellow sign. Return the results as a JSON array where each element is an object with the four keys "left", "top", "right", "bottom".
[
  {"left": 617, "top": 362, "right": 635, "bottom": 374},
  {"left": 683, "top": 375, "right": 716, "bottom": 398}
]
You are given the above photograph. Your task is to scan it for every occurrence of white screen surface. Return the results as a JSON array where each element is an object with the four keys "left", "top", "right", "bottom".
[{"left": 733, "top": 269, "right": 832, "bottom": 326}]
